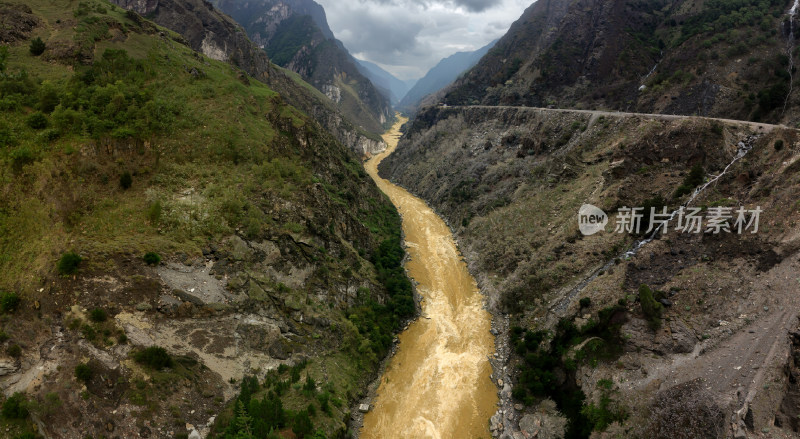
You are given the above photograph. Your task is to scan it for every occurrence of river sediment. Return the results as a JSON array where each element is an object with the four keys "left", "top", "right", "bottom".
[{"left": 359, "top": 117, "right": 498, "bottom": 439}]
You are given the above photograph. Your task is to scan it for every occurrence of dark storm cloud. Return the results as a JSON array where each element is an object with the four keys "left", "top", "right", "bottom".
[
  {"left": 454, "top": 0, "right": 502, "bottom": 12},
  {"left": 336, "top": 7, "right": 427, "bottom": 58},
  {"left": 357, "top": 0, "right": 502, "bottom": 11}
]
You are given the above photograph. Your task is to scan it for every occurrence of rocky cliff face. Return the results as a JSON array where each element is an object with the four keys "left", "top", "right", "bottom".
[
  {"left": 112, "top": 0, "right": 271, "bottom": 80},
  {"left": 445, "top": 0, "right": 800, "bottom": 124},
  {"left": 381, "top": 105, "right": 800, "bottom": 437},
  {"left": 213, "top": 0, "right": 394, "bottom": 134},
  {"left": 110, "top": 0, "right": 386, "bottom": 156}
]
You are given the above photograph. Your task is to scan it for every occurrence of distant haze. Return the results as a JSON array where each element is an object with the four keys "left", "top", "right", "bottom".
[{"left": 315, "top": 0, "right": 529, "bottom": 80}]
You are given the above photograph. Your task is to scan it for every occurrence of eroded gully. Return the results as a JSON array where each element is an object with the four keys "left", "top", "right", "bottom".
[{"left": 360, "top": 117, "right": 498, "bottom": 439}]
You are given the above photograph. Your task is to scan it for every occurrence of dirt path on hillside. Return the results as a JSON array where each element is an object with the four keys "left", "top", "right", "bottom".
[{"left": 452, "top": 105, "right": 785, "bottom": 132}]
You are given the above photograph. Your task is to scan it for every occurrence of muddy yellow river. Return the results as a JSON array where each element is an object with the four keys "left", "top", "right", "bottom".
[{"left": 360, "top": 117, "right": 498, "bottom": 438}]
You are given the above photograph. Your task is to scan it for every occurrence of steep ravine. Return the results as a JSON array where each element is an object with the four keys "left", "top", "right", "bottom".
[{"left": 380, "top": 105, "right": 800, "bottom": 437}]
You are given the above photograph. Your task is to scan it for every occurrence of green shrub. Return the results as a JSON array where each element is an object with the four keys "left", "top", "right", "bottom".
[
  {"left": 119, "top": 171, "right": 132, "bottom": 189},
  {"left": 774, "top": 139, "right": 784, "bottom": 151},
  {"left": 0, "top": 292, "right": 21, "bottom": 313},
  {"left": 10, "top": 146, "right": 36, "bottom": 168},
  {"left": 75, "top": 363, "right": 92, "bottom": 382},
  {"left": 143, "top": 252, "right": 161, "bottom": 266},
  {"left": 81, "top": 324, "right": 96, "bottom": 341},
  {"left": 29, "top": 37, "right": 45, "bottom": 56},
  {"left": 580, "top": 379, "right": 628, "bottom": 432},
  {"left": 673, "top": 184, "right": 691, "bottom": 198},
  {"left": 57, "top": 252, "right": 82, "bottom": 275},
  {"left": 639, "top": 284, "right": 663, "bottom": 330},
  {"left": 38, "top": 81, "right": 60, "bottom": 113},
  {"left": 68, "top": 318, "right": 82, "bottom": 330},
  {"left": 317, "top": 392, "right": 331, "bottom": 414},
  {"left": 579, "top": 297, "right": 592, "bottom": 308},
  {"left": 684, "top": 163, "right": 704, "bottom": 187},
  {"left": 0, "top": 121, "right": 16, "bottom": 147},
  {"left": 36, "top": 128, "right": 60, "bottom": 143},
  {"left": 89, "top": 308, "right": 107, "bottom": 322},
  {"left": 292, "top": 409, "right": 313, "bottom": 438},
  {"left": 0, "top": 46, "right": 7, "bottom": 72},
  {"left": 758, "top": 82, "right": 789, "bottom": 113},
  {"left": 146, "top": 200, "right": 162, "bottom": 224},
  {"left": 111, "top": 127, "right": 136, "bottom": 139},
  {"left": 51, "top": 106, "right": 82, "bottom": 133},
  {"left": 25, "top": 111, "right": 48, "bottom": 129},
  {"left": 673, "top": 163, "right": 704, "bottom": 198},
  {"left": 133, "top": 346, "right": 173, "bottom": 369},
  {"left": 1, "top": 392, "right": 29, "bottom": 419},
  {"left": 6, "top": 344, "right": 21, "bottom": 358},
  {"left": 303, "top": 374, "right": 316, "bottom": 394}
]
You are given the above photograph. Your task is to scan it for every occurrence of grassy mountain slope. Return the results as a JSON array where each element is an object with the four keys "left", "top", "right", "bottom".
[
  {"left": 110, "top": 0, "right": 387, "bottom": 156},
  {"left": 0, "top": 1, "right": 412, "bottom": 438}
]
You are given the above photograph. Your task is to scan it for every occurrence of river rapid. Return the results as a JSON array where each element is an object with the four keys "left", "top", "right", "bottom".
[{"left": 360, "top": 117, "right": 498, "bottom": 439}]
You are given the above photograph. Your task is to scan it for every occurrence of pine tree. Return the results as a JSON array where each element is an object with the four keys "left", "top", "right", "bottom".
[
  {"left": 29, "top": 37, "right": 46, "bottom": 56},
  {"left": 292, "top": 409, "right": 313, "bottom": 438},
  {"left": 231, "top": 400, "right": 255, "bottom": 439}
]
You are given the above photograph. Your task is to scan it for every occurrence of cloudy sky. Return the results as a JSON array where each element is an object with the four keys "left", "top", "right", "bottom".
[{"left": 315, "top": 0, "right": 531, "bottom": 80}]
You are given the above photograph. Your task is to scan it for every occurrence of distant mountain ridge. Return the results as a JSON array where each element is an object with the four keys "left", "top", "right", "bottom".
[
  {"left": 212, "top": 0, "right": 393, "bottom": 133},
  {"left": 398, "top": 39, "right": 497, "bottom": 112},
  {"left": 355, "top": 59, "right": 416, "bottom": 105}
]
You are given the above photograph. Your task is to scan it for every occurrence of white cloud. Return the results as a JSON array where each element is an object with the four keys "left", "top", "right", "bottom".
[{"left": 316, "top": 0, "right": 530, "bottom": 79}]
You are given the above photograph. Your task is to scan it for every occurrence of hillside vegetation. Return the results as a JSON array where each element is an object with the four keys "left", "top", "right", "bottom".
[{"left": 0, "top": 1, "right": 411, "bottom": 437}]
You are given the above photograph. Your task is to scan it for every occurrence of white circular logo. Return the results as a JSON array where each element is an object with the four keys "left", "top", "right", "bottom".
[{"left": 578, "top": 204, "right": 608, "bottom": 236}]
